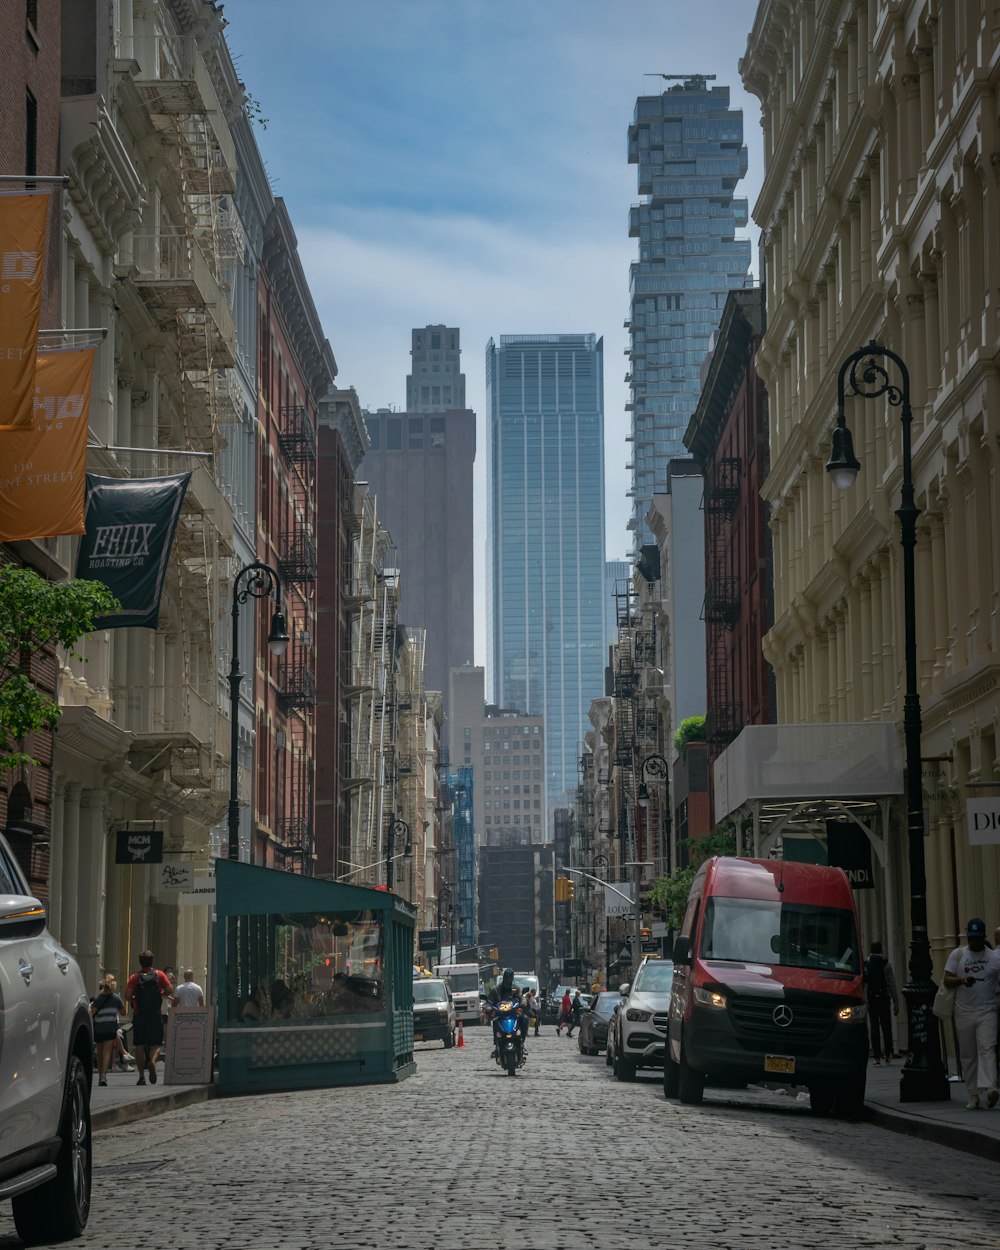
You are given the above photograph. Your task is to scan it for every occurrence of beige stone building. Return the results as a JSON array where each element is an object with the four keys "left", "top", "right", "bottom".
[{"left": 741, "top": 1, "right": 1000, "bottom": 972}]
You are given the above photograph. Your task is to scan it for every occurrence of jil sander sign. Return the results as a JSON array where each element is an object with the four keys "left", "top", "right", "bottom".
[{"left": 966, "top": 797, "right": 1000, "bottom": 846}]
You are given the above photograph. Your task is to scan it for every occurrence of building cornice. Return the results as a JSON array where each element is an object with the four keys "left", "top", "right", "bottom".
[
  {"left": 263, "top": 199, "right": 337, "bottom": 398},
  {"left": 61, "top": 96, "right": 144, "bottom": 255},
  {"left": 318, "top": 387, "right": 370, "bottom": 471}
]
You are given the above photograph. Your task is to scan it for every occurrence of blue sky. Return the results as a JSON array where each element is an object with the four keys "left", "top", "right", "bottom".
[{"left": 228, "top": 0, "right": 765, "bottom": 663}]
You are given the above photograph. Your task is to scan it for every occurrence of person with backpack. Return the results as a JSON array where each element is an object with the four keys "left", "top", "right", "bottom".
[
  {"left": 864, "top": 939, "right": 898, "bottom": 1066},
  {"left": 125, "top": 950, "right": 174, "bottom": 1086}
]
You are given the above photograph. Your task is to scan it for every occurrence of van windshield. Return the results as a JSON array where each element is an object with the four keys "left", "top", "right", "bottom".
[{"left": 700, "top": 898, "right": 859, "bottom": 973}]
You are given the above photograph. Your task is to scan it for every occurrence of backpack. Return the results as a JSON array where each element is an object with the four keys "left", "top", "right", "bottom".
[
  {"left": 135, "top": 969, "right": 162, "bottom": 1016},
  {"left": 865, "top": 954, "right": 887, "bottom": 996}
]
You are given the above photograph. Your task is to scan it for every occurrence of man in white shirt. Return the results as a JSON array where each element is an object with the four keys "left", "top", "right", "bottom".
[
  {"left": 943, "top": 918, "right": 1000, "bottom": 1110},
  {"left": 172, "top": 969, "right": 205, "bottom": 1008}
]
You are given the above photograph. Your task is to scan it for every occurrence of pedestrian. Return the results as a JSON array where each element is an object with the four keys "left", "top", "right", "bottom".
[
  {"left": 566, "top": 990, "right": 582, "bottom": 1039},
  {"left": 864, "top": 940, "right": 898, "bottom": 1065},
  {"left": 91, "top": 974, "right": 125, "bottom": 1087},
  {"left": 161, "top": 964, "right": 176, "bottom": 1037},
  {"left": 557, "top": 989, "right": 571, "bottom": 1036},
  {"left": 529, "top": 988, "right": 541, "bottom": 1036},
  {"left": 172, "top": 968, "right": 205, "bottom": 1007},
  {"left": 943, "top": 918, "right": 1000, "bottom": 1110},
  {"left": 125, "top": 950, "right": 174, "bottom": 1086}
]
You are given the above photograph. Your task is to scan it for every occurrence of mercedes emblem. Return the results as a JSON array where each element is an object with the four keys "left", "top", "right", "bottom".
[{"left": 772, "top": 1004, "right": 794, "bottom": 1028}]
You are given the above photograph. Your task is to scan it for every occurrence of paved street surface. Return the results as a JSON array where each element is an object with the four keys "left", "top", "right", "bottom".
[{"left": 4, "top": 1027, "right": 1000, "bottom": 1250}]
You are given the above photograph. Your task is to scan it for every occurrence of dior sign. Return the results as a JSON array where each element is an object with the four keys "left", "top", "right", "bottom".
[{"left": 966, "top": 797, "right": 1000, "bottom": 846}]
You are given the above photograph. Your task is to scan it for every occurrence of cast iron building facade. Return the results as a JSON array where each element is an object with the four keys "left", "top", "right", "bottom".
[
  {"left": 627, "top": 76, "right": 752, "bottom": 547},
  {"left": 486, "top": 333, "right": 606, "bottom": 805}
]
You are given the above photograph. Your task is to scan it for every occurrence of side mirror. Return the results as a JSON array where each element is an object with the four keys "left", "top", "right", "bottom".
[
  {"left": 672, "top": 935, "right": 691, "bottom": 966},
  {"left": 0, "top": 896, "right": 46, "bottom": 937},
  {"left": 618, "top": 983, "right": 630, "bottom": 996}
]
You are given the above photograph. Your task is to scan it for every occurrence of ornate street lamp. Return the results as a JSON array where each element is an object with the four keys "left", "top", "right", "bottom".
[
  {"left": 826, "top": 340, "right": 948, "bottom": 1103},
  {"left": 227, "top": 562, "right": 289, "bottom": 863},
  {"left": 385, "top": 816, "right": 411, "bottom": 892}
]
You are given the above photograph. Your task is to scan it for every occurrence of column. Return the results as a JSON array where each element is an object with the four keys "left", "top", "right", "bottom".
[
  {"left": 48, "top": 778, "right": 65, "bottom": 943},
  {"left": 60, "top": 784, "right": 81, "bottom": 954},
  {"left": 881, "top": 561, "right": 896, "bottom": 716},
  {"left": 920, "top": 271, "right": 941, "bottom": 404},
  {"left": 76, "top": 789, "right": 108, "bottom": 992},
  {"left": 929, "top": 513, "right": 949, "bottom": 677},
  {"left": 859, "top": 572, "right": 874, "bottom": 715}
]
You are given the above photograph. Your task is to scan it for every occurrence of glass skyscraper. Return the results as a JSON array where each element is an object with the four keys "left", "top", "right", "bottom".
[
  {"left": 486, "top": 334, "right": 606, "bottom": 807},
  {"left": 627, "top": 76, "right": 752, "bottom": 546}
]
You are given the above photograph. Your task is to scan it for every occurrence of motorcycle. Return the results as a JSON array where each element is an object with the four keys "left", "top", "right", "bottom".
[{"left": 488, "top": 999, "right": 525, "bottom": 1076}]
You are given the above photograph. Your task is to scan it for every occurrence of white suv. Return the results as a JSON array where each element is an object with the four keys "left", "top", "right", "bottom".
[
  {"left": 0, "top": 832, "right": 93, "bottom": 1244},
  {"left": 612, "top": 957, "right": 674, "bottom": 1081}
]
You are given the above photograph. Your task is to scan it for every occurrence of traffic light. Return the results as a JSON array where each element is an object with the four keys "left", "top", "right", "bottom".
[
  {"left": 565, "top": 878, "right": 575, "bottom": 902},
  {"left": 490, "top": 946, "right": 499, "bottom": 962},
  {"left": 555, "top": 877, "right": 569, "bottom": 902}
]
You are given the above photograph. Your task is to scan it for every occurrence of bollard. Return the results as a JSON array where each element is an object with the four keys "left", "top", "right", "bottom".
[{"left": 456, "top": 1021, "right": 464, "bottom": 1048}]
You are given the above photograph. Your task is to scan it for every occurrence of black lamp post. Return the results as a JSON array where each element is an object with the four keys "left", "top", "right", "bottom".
[
  {"left": 385, "top": 816, "right": 411, "bottom": 892},
  {"left": 228, "top": 562, "right": 289, "bottom": 863},
  {"left": 826, "top": 340, "right": 948, "bottom": 1103},
  {"left": 638, "top": 751, "right": 671, "bottom": 880}
]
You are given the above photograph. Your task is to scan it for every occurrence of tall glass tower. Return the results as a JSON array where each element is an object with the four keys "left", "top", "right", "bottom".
[
  {"left": 486, "top": 334, "right": 606, "bottom": 807},
  {"left": 627, "top": 76, "right": 752, "bottom": 546}
]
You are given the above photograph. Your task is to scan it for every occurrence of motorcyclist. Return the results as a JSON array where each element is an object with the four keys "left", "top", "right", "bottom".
[{"left": 488, "top": 968, "right": 528, "bottom": 1057}]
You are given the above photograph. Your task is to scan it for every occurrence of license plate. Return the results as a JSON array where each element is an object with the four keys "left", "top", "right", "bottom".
[{"left": 764, "top": 1055, "right": 795, "bottom": 1074}]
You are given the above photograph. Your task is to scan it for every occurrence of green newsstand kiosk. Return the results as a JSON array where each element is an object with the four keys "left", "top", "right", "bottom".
[{"left": 215, "top": 859, "right": 416, "bottom": 1093}]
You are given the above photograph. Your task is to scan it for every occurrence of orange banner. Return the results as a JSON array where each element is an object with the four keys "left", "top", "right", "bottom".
[
  {"left": 0, "top": 347, "right": 94, "bottom": 542},
  {"left": 0, "top": 192, "right": 50, "bottom": 432}
]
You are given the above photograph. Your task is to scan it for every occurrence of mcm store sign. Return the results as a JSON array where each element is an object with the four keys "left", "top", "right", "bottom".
[{"left": 967, "top": 797, "right": 1000, "bottom": 846}]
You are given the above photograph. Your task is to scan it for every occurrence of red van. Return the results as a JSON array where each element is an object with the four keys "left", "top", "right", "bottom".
[{"left": 665, "top": 857, "right": 868, "bottom": 1119}]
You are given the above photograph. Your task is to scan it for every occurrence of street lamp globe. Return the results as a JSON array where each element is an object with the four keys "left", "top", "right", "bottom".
[{"left": 267, "top": 608, "right": 290, "bottom": 655}]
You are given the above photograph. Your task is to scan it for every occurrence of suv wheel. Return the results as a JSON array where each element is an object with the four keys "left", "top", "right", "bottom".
[
  {"left": 614, "top": 1049, "right": 636, "bottom": 1082},
  {"left": 13, "top": 1053, "right": 92, "bottom": 1244},
  {"left": 677, "top": 1040, "right": 705, "bottom": 1105}
]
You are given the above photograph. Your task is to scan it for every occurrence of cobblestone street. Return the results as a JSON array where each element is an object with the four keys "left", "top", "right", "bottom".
[{"left": 5, "top": 1027, "right": 1000, "bottom": 1250}]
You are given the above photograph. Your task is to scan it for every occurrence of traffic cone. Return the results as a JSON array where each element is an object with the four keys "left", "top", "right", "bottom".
[{"left": 457, "top": 1022, "right": 464, "bottom": 1048}]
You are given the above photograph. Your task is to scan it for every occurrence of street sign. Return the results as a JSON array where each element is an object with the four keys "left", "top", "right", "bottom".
[
  {"left": 564, "top": 958, "right": 582, "bottom": 976},
  {"left": 651, "top": 922, "right": 668, "bottom": 939},
  {"left": 617, "top": 946, "right": 633, "bottom": 966},
  {"left": 418, "top": 928, "right": 439, "bottom": 952}
]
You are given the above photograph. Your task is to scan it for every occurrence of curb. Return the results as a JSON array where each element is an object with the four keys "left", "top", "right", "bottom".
[
  {"left": 92, "top": 1085, "right": 217, "bottom": 1133},
  {"left": 865, "top": 1102, "right": 1000, "bottom": 1163}
]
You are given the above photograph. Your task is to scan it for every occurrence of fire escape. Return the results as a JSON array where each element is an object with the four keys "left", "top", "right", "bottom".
[
  {"left": 703, "top": 456, "right": 742, "bottom": 751},
  {"left": 274, "top": 404, "right": 318, "bottom": 870}
]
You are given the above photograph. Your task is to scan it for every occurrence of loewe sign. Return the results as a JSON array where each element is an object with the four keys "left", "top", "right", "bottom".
[{"left": 966, "top": 797, "right": 1000, "bottom": 846}]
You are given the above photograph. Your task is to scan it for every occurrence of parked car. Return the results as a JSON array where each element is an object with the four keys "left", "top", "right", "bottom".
[
  {"left": 412, "top": 977, "right": 457, "bottom": 1048},
  {"left": 0, "top": 832, "right": 93, "bottom": 1244},
  {"left": 611, "top": 957, "right": 674, "bottom": 1080},
  {"left": 664, "top": 856, "right": 868, "bottom": 1118},
  {"left": 578, "top": 991, "right": 620, "bottom": 1055}
]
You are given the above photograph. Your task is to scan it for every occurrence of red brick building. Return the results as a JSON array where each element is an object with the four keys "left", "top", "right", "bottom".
[
  {"left": 0, "top": 0, "right": 62, "bottom": 895},
  {"left": 254, "top": 199, "right": 336, "bottom": 870},
  {"left": 684, "top": 288, "right": 775, "bottom": 816}
]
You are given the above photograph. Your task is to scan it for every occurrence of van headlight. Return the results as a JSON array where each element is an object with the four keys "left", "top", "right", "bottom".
[
  {"left": 837, "top": 1004, "right": 867, "bottom": 1022},
  {"left": 693, "top": 987, "right": 727, "bottom": 1010}
]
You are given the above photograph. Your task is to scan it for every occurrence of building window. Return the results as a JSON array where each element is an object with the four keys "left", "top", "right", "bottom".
[
  {"left": 386, "top": 418, "right": 401, "bottom": 450},
  {"left": 365, "top": 418, "right": 380, "bottom": 449},
  {"left": 408, "top": 417, "right": 423, "bottom": 448},
  {"left": 431, "top": 332, "right": 441, "bottom": 349}
]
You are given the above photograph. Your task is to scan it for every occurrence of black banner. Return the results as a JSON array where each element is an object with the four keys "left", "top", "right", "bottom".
[
  {"left": 75, "top": 473, "right": 191, "bottom": 629},
  {"left": 825, "top": 819, "right": 875, "bottom": 890},
  {"left": 418, "top": 929, "right": 439, "bottom": 952},
  {"left": 115, "top": 829, "right": 164, "bottom": 864}
]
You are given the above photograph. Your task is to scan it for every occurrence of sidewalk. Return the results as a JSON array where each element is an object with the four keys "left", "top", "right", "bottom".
[
  {"left": 864, "top": 1058, "right": 1000, "bottom": 1161},
  {"left": 90, "top": 1062, "right": 216, "bottom": 1132}
]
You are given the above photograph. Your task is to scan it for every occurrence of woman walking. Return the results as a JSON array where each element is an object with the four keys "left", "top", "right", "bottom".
[
  {"left": 557, "top": 988, "right": 572, "bottom": 1036},
  {"left": 91, "top": 975, "right": 125, "bottom": 1087}
]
